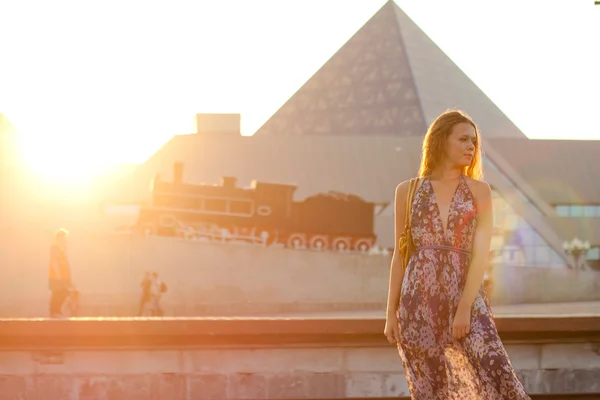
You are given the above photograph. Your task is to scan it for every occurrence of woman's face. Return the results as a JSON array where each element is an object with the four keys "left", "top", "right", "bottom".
[{"left": 444, "top": 122, "right": 477, "bottom": 168}]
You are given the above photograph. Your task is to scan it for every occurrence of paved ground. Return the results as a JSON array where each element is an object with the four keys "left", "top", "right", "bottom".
[{"left": 1, "top": 301, "right": 597, "bottom": 322}]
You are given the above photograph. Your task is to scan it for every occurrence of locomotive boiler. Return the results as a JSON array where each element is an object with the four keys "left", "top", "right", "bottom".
[{"left": 135, "top": 163, "right": 379, "bottom": 252}]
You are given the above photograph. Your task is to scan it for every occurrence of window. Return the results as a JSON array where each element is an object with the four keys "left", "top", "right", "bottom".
[
  {"left": 490, "top": 189, "right": 565, "bottom": 268},
  {"left": 554, "top": 205, "right": 600, "bottom": 217},
  {"left": 585, "top": 206, "right": 598, "bottom": 217},
  {"left": 204, "top": 198, "right": 227, "bottom": 213},
  {"left": 483, "top": 157, "right": 544, "bottom": 216},
  {"left": 534, "top": 246, "right": 551, "bottom": 264},
  {"left": 556, "top": 205, "right": 570, "bottom": 217},
  {"left": 229, "top": 200, "right": 253, "bottom": 215},
  {"left": 587, "top": 247, "right": 600, "bottom": 261},
  {"left": 570, "top": 206, "right": 584, "bottom": 217}
]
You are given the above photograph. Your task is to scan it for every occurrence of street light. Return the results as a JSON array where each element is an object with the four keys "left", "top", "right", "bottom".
[{"left": 563, "top": 237, "right": 590, "bottom": 269}]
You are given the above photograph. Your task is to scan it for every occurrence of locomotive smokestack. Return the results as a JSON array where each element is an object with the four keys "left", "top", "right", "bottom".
[
  {"left": 173, "top": 162, "right": 184, "bottom": 184},
  {"left": 221, "top": 176, "right": 237, "bottom": 188}
]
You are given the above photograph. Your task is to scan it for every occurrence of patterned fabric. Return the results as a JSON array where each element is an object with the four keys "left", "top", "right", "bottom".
[{"left": 397, "top": 174, "right": 530, "bottom": 399}]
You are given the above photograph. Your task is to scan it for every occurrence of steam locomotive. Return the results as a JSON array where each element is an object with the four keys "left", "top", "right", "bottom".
[{"left": 135, "top": 163, "right": 380, "bottom": 252}]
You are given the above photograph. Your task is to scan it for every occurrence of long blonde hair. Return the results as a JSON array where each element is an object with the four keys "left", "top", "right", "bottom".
[{"left": 417, "top": 110, "right": 483, "bottom": 180}]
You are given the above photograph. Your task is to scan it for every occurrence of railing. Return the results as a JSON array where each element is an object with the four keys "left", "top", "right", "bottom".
[
  {"left": 0, "top": 314, "right": 599, "bottom": 348},
  {"left": 0, "top": 315, "right": 598, "bottom": 398}
]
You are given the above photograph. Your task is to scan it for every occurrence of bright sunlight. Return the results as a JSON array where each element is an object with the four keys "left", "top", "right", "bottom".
[
  {"left": 17, "top": 134, "right": 110, "bottom": 182},
  {"left": 1, "top": 0, "right": 598, "bottom": 185}
]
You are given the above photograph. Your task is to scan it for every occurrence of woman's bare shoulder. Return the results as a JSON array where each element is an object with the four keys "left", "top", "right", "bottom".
[
  {"left": 395, "top": 177, "right": 421, "bottom": 198},
  {"left": 464, "top": 177, "right": 492, "bottom": 201},
  {"left": 395, "top": 180, "right": 410, "bottom": 197}
]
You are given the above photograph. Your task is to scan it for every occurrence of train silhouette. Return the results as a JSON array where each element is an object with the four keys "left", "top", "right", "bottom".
[{"left": 135, "top": 162, "right": 383, "bottom": 252}]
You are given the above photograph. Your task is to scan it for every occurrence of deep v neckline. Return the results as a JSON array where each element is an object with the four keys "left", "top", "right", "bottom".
[{"left": 428, "top": 174, "right": 463, "bottom": 242}]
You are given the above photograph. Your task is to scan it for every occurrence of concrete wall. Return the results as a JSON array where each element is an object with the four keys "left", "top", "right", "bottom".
[
  {"left": 1, "top": 231, "right": 387, "bottom": 317},
  {"left": 492, "top": 263, "right": 600, "bottom": 304},
  {"left": 1, "top": 229, "right": 600, "bottom": 317},
  {"left": 1, "top": 342, "right": 599, "bottom": 398}
]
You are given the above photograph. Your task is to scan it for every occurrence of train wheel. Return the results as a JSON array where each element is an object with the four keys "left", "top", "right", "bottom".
[
  {"left": 257, "top": 228, "right": 278, "bottom": 246},
  {"left": 181, "top": 225, "right": 197, "bottom": 240},
  {"left": 353, "top": 238, "right": 372, "bottom": 253},
  {"left": 234, "top": 226, "right": 254, "bottom": 243},
  {"left": 208, "top": 224, "right": 222, "bottom": 241},
  {"left": 287, "top": 233, "right": 306, "bottom": 250},
  {"left": 219, "top": 227, "right": 232, "bottom": 242},
  {"left": 309, "top": 235, "right": 329, "bottom": 251},
  {"left": 139, "top": 222, "right": 156, "bottom": 237},
  {"left": 332, "top": 237, "right": 352, "bottom": 252}
]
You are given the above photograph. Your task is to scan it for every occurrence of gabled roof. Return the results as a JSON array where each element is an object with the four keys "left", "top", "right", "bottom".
[{"left": 254, "top": 1, "right": 525, "bottom": 139}]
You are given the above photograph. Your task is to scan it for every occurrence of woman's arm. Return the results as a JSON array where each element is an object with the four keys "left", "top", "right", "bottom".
[
  {"left": 385, "top": 181, "right": 410, "bottom": 317},
  {"left": 458, "top": 180, "right": 494, "bottom": 310}
]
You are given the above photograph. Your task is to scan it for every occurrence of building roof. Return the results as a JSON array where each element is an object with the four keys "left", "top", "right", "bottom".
[
  {"left": 254, "top": 1, "right": 525, "bottom": 139},
  {"left": 485, "top": 138, "right": 600, "bottom": 245},
  {"left": 487, "top": 138, "right": 600, "bottom": 204}
]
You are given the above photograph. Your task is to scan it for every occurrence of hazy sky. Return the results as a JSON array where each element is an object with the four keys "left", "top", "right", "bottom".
[{"left": 0, "top": 0, "right": 598, "bottom": 176}]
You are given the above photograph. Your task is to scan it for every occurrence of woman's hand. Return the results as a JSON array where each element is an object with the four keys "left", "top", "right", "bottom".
[
  {"left": 384, "top": 311, "right": 400, "bottom": 344},
  {"left": 452, "top": 303, "right": 472, "bottom": 340}
]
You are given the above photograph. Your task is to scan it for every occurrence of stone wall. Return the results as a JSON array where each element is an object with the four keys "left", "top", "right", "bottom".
[
  {"left": 492, "top": 263, "right": 600, "bottom": 304},
  {"left": 1, "top": 229, "right": 600, "bottom": 317},
  {"left": 1, "top": 343, "right": 599, "bottom": 398}
]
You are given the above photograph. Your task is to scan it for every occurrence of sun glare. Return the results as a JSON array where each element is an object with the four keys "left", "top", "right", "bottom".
[
  {"left": 18, "top": 136, "right": 108, "bottom": 183},
  {"left": 25, "top": 155, "right": 105, "bottom": 183}
]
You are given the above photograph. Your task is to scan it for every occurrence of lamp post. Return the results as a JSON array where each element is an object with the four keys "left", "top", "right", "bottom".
[{"left": 563, "top": 237, "right": 590, "bottom": 269}]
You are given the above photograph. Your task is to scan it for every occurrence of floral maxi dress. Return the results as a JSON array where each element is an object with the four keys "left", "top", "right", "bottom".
[{"left": 397, "top": 175, "right": 530, "bottom": 399}]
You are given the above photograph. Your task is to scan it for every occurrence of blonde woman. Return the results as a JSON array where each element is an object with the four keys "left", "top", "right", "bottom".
[{"left": 384, "top": 110, "right": 529, "bottom": 399}]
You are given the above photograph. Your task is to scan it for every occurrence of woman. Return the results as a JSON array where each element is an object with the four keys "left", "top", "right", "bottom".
[{"left": 384, "top": 110, "right": 529, "bottom": 399}]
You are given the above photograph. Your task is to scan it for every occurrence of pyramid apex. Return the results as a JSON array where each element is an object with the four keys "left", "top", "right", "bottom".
[{"left": 254, "top": 1, "right": 525, "bottom": 139}]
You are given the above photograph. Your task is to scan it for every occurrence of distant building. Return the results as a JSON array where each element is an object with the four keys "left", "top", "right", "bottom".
[{"left": 10, "top": 2, "right": 598, "bottom": 270}]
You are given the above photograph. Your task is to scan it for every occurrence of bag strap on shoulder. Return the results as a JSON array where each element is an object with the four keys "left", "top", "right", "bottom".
[{"left": 404, "top": 178, "right": 420, "bottom": 231}]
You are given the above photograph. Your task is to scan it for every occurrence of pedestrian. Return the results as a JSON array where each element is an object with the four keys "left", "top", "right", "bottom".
[
  {"left": 150, "top": 272, "right": 167, "bottom": 317},
  {"left": 138, "top": 272, "right": 152, "bottom": 316},
  {"left": 48, "top": 229, "right": 72, "bottom": 318}
]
